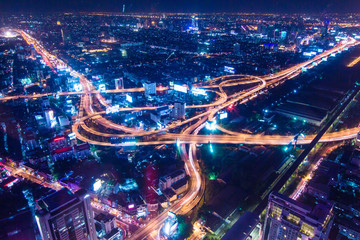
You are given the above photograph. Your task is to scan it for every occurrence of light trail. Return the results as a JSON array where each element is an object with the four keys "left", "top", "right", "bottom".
[
  {"left": 347, "top": 55, "right": 360, "bottom": 67},
  {"left": 12, "top": 28, "right": 360, "bottom": 240}
]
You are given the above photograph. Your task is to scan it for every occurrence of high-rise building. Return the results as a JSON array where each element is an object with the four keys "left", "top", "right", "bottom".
[
  {"left": 144, "top": 82, "right": 156, "bottom": 97},
  {"left": 144, "top": 162, "right": 159, "bottom": 212},
  {"left": 94, "top": 213, "right": 122, "bottom": 240},
  {"left": 162, "top": 211, "right": 178, "bottom": 237},
  {"left": 263, "top": 192, "right": 333, "bottom": 240},
  {"left": 115, "top": 78, "right": 124, "bottom": 90},
  {"left": 197, "top": 41, "right": 210, "bottom": 54},
  {"left": 44, "top": 109, "right": 56, "bottom": 128},
  {"left": 61, "top": 29, "right": 72, "bottom": 45},
  {"left": 35, "top": 189, "right": 97, "bottom": 240},
  {"left": 322, "top": 20, "right": 329, "bottom": 37},
  {"left": 191, "top": 16, "right": 199, "bottom": 30},
  {"left": 172, "top": 102, "right": 186, "bottom": 120},
  {"left": 233, "top": 43, "right": 241, "bottom": 56}
]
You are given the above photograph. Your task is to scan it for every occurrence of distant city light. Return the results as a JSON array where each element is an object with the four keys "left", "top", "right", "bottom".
[{"left": 4, "top": 31, "right": 16, "bottom": 38}]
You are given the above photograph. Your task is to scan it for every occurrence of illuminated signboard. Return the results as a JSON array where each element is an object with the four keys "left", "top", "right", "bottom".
[
  {"left": 126, "top": 94, "right": 133, "bottom": 103},
  {"left": 106, "top": 105, "right": 120, "bottom": 114},
  {"left": 128, "top": 204, "right": 135, "bottom": 209},
  {"left": 192, "top": 88, "right": 207, "bottom": 96},
  {"left": 174, "top": 84, "right": 187, "bottom": 93},
  {"left": 219, "top": 112, "right": 228, "bottom": 119},
  {"left": 68, "top": 133, "right": 76, "bottom": 140},
  {"left": 224, "top": 66, "right": 235, "bottom": 74}
]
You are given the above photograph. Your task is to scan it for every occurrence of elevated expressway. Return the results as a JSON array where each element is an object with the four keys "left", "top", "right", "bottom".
[{"left": 71, "top": 37, "right": 359, "bottom": 147}]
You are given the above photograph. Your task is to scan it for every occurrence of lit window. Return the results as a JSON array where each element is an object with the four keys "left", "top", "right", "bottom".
[
  {"left": 271, "top": 206, "right": 282, "bottom": 219},
  {"left": 287, "top": 214, "right": 300, "bottom": 225},
  {"left": 300, "top": 222, "right": 315, "bottom": 237}
]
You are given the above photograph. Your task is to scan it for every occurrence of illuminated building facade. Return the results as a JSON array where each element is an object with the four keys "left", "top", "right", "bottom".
[
  {"left": 35, "top": 189, "right": 97, "bottom": 240},
  {"left": 263, "top": 192, "right": 333, "bottom": 240},
  {"left": 162, "top": 211, "right": 178, "bottom": 237}
]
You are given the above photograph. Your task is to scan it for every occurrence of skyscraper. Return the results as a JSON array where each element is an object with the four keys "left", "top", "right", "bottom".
[
  {"left": 35, "top": 189, "right": 97, "bottom": 240},
  {"left": 172, "top": 102, "right": 186, "bottom": 120},
  {"left": 115, "top": 78, "right": 124, "bottom": 90},
  {"left": 263, "top": 192, "right": 333, "bottom": 240},
  {"left": 233, "top": 43, "right": 241, "bottom": 56},
  {"left": 61, "top": 29, "right": 72, "bottom": 45},
  {"left": 144, "top": 82, "right": 156, "bottom": 97},
  {"left": 44, "top": 109, "right": 56, "bottom": 128}
]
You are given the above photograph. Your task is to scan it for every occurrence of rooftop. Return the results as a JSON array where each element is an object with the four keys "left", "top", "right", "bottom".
[
  {"left": 52, "top": 146, "right": 73, "bottom": 155},
  {"left": 37, "top": 188, "right": 78, "bottom": 214},
  {"left": 95, "top": 213, "right": 115, "bottom": 223},
  {"left": 221, "top": 212, "right": 259, "bottom": 240},
  {"left": 171, "top": 178, "right": 187, "bottom": 191}
]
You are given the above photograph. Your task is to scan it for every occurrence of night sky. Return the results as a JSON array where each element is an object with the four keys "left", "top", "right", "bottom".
[{"left": 0, "top": 0, "right": 359, "bottom": 13}]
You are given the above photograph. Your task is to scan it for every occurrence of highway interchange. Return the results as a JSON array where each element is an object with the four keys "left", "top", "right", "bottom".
[{"left": 5, "top": 28, "right": 360, "bottom": 239}]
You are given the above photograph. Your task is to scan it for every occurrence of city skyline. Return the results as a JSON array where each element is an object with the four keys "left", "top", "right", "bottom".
[{"left": 1, "top": 0, "right": 360, "bottom": 13}]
